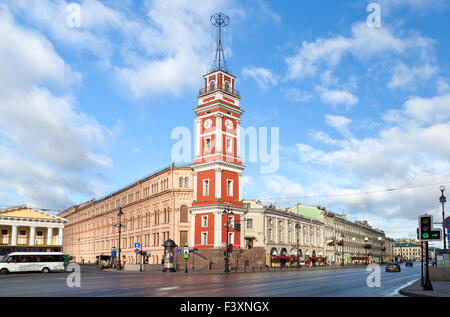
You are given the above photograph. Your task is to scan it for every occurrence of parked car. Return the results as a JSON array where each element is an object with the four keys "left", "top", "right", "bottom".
[
  {"left": 385, "top": 262, "right": 401, "bottom": 272},
  {"left": 405, "top": 261, "right": 413, "bottom": 267}
]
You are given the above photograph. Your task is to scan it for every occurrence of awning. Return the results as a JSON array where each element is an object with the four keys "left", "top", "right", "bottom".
[
  {"left": 306, "top": 256, "right": 328, "bottom": 259},
  {"left": 352, "top": 256, "right": 369, "bottom": 260},
  {"left": 271, "top": 256, "right": 299, "bottom": 260}
]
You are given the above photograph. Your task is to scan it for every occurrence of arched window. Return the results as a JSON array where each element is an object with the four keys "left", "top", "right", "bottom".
[
  {"left": 209, "top": 80, "right": 215, "bottom": 91},
  {"left": 224, "top": 81, "right": 230, "bottom": 92},
  {"left": 180, "top": 205, "right": 188, "bottom": 223},
  {"left": 179, "top": 177, "right": 183, "bottom": 188},
  {"left": 184, "top": 177, "right": 189, "bottom": 188}
]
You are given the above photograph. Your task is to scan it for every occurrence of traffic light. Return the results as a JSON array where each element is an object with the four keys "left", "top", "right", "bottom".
[
  {"left": 234, "top": 223, "right": 241, "bottom": 232},
  {"left": 420, "top": 215, "right": 432, "bottom": 240},
  {"left": 419, "top": 214, "right": 442, "bottom": 241}
]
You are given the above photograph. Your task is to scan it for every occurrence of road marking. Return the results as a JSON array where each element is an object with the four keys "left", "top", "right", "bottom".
[{"left": 387, "top": 278, "right": 418, "bottom": 297}]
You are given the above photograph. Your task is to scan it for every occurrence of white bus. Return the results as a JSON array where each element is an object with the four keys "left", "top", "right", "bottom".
[{"left": 0, "top": 252, "right": 64, "bottom": 274}]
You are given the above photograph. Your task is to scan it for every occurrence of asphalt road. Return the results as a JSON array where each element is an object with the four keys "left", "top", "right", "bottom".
[{"left": 0, "top": 263, "right": 421, "bottom": 297}]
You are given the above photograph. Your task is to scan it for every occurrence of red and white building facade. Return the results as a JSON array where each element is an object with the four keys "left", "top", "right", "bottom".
[{"left": 190, "top": 69, "right": 246, "bottom": 251}]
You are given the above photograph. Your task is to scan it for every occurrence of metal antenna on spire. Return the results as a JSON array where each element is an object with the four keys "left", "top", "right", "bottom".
[{"left": 210, "top": 12, "right": 230, "bottom": 72}]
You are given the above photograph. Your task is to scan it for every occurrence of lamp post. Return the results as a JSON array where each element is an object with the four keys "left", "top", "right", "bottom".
[
  {"left": 223, "top": 204, "right": 233, "bottom": 273},
  {"left": 113, "top": 207, "right": 125, "bottom": 270},
  {"left": 439, "top": 185, "right": 447, "bottom": 250}
]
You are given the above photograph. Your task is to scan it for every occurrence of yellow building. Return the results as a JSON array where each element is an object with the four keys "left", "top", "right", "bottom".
[{"left": 0, "top": 205, "right": 67, "bottom": 259}]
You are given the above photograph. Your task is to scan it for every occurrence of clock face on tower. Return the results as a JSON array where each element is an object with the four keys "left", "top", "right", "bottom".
[
  {"left": 203, "top": 119, "right": 212, "bottom": 129},
  {"left": 225, "top": 119, "right": 233, "bottom": 130}
]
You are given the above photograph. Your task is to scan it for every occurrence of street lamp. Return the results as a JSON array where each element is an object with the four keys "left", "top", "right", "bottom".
[
  {"left": 439, "top": 185, "right": 447, "bottom": 250},
  {"left": 223, "top": 204, "right": 233, "bottom": 273},
  {"left": 113, "top": 207, "right": 125, "bottom": 270}
]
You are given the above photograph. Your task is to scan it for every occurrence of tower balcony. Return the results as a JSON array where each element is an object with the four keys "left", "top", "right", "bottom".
[{"left": 199, "top": 83, "right": 240, "bottom": 98}]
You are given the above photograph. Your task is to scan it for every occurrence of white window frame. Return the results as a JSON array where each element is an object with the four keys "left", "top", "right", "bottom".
[
  {"left": 227, "top": 179, "right": 233, "bottom": 197},
  {"left": 204, "top": 137, "right": 211, "bottom": 153},
  {"left": 201, "top": 215, "right": 208, "bottom": 228},
  {"left": 226, "top": 137, "right": 233, "bottom": 153},
  {"left": 203, "top": 179, "right": 210, "bottom": 196},
  {"left": 201, "top": 232, "right": 208, "bottom": 245}
]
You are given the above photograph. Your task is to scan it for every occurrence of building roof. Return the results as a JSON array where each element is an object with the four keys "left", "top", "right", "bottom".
[
  {"left": 394, "top": 243, "right": 420, "bottom": 247},
  {"left": 0, "top": 205, "right": 67, "bottom": 222},
  {"left": 288, "top": 204, "right": 324, "bottom": 222}
]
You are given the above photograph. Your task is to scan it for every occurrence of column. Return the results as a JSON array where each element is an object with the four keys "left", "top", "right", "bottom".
[
  {"left": 58, "top": 228, "right": 64, "bottom": 246},
  {"left": 215, "top": 168, "right": 222, "bottom": 200},
  {"left": 193, "top": 172, "right": 198, "bottom": 201},
  {"left": 11, "top": 225, "right": 18, "bottom": 246},
  {"left": 238, "top": 172, "right": 242, "bottom": 202},
  {"left": 275, "top": 218, "right": 278, "bottom": 244},
  {"left": 214, "top": 212, "right": 222, "bottom": 247},
  {"left": 215, "top": 114, "right": 223, "bottom": 153},
  {"left": 236, "top": 119, "right": 241, "bottom": 157},
  {"left": 29, "top": 226, "right": 36, "bottom": 246},
  {"left": 47, "top": 227, "right": 53, "bottom": 245},
  {"left": 190, "top": 214, "right": 195, "bottom": 246},
  {"left": 195, "top": 118, "right": 201, "bottom": 157},
  {"left": 240, "top": 215, "right": 244, "bottom": 249}
]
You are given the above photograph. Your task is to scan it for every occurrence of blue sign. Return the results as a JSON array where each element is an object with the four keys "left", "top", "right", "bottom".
[
  {"left": 135, "top": 242, "right": 140, "bottom": 249},
  {"left": 178, "top": 249, "right": 182, "bottom": 254},
  {"left": 135, "top": 248, "right": 140, "bottom": 254},
  {"left": 111, "top": 249, "right": 117, "bottom": 258}
]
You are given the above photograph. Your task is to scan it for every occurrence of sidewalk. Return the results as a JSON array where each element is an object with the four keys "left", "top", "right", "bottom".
[
  {"left": 400, "top": 279, "right": 450, "bottom": 297},
  {"left": 100, "top": 264, "right": 368, "bottom": 275}
]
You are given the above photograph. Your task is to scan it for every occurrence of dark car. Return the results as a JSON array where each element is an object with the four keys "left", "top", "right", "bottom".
[
  {"left": 405, "top": 261, "right": 413, "bottom": 267},
  {"left": 385, "top": 262, "right": 401, "bottom": 272}
]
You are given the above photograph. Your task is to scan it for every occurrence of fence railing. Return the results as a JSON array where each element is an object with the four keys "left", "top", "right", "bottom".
[{"left": 199, "top": 84, "right": 240, "bottom": 97}]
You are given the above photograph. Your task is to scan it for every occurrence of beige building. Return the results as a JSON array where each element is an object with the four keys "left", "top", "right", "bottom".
[
  {"left": 0, "top": 205, "right": 67, "bottom": 259},
  {"left": 394, "top": 242, "right": 421, "bottom": 261},
  {"left": 58, "top": 165, "right": 193, "bottom": 265},
  {"left": 321, "top": 208, "right": 390, "bottom": 265},
  {"left": 243, "top": 200, "right": 326, "bottom": 267}
]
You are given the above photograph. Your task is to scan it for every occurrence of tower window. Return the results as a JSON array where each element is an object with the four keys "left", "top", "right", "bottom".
[
  {"left": 184, "top": 177, "right": 189, "bottom": 188},
  {"left": 226, "top": 137, "right": 232, "bottom": 153},
  {"left": 227, "top": 179, "right": 233, "bottom": 196},
  {"left": 209, "top": 80, "right": 215, "bottom": 92},
  {"left": 204, "top": 138, "right": 211, "bottom": 153},
  {"left": 203, "top": 179, "right": 210, "bottom": 196},
  {"left": 201, "top": 232, "right": 208, "bottom": 245},
  {"left": 224, "top": 81, "right": 230, "bottom": 92},
  {"left": 201, "top": 216, "right": 208, "bottom": 227}
]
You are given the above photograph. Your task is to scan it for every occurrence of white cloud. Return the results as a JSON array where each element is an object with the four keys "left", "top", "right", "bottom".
[
  {"left": 325, "top": 115, "right": 353, "bottom": 139},
  {"left": 242, "top": 66, "right": 278, "bottom": 90},
  {"left": 286, "top": 88, "right": 313, "bottom": 103},
  {"left": 388, "top": 63, "right": 438, "bottom": 90},
  {"left": 292, "top": 92, "right": 450, "bottom": 230},
  {"left": 8, "top": 0, "right": 242, "bottom": 98},
  {"left": 321, "top": 90, "right": 358, "bottom": 109},
  {"left": 0, "top": 6, "right": 115, "bottom": 209},
  {"left": 285, "top": 22, "right": 435, "bottom": 92}
]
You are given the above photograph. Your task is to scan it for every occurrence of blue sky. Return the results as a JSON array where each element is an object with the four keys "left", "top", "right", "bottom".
[{"left": 1, "top": 0, "right": 450, "bottom": 240}]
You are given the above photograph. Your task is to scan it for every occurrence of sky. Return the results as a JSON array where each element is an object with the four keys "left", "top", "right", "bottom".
[{"left": 0, "top": 0, "right": 450, "bottom": 241}]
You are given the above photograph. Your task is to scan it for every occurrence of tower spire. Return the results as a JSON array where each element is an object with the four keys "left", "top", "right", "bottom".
[{"left": 210, "top": 12, "right": 230, "bottom": 72}]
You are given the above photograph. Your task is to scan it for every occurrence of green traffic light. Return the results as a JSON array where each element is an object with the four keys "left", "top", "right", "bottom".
[{"left": 422, "top": 232, "right": 429, "bottom": 239}]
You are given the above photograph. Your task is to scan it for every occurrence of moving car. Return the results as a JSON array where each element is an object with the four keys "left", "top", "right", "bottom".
[
  {"left": 405, "top": 261, "right": 413, "bottom": 267},
  {"left": 385, "top": 262, "right": 401, "bottom": 272}
]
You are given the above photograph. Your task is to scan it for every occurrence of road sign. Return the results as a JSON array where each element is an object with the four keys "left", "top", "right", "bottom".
[
  {"left": 444, "top": 217, "right": 450, "bottom": 230},
  {"left": 135, "top": 242, "right": 140, "bottom": 249},
  {"left": 135, "top": 248, "right": 140, "bottom": 254},
  {"left": 146, "top": 252, "right": 151, "bottom": 257},
  {"left": 111, "top": 249, "right": 117, "bottom": 258}
]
